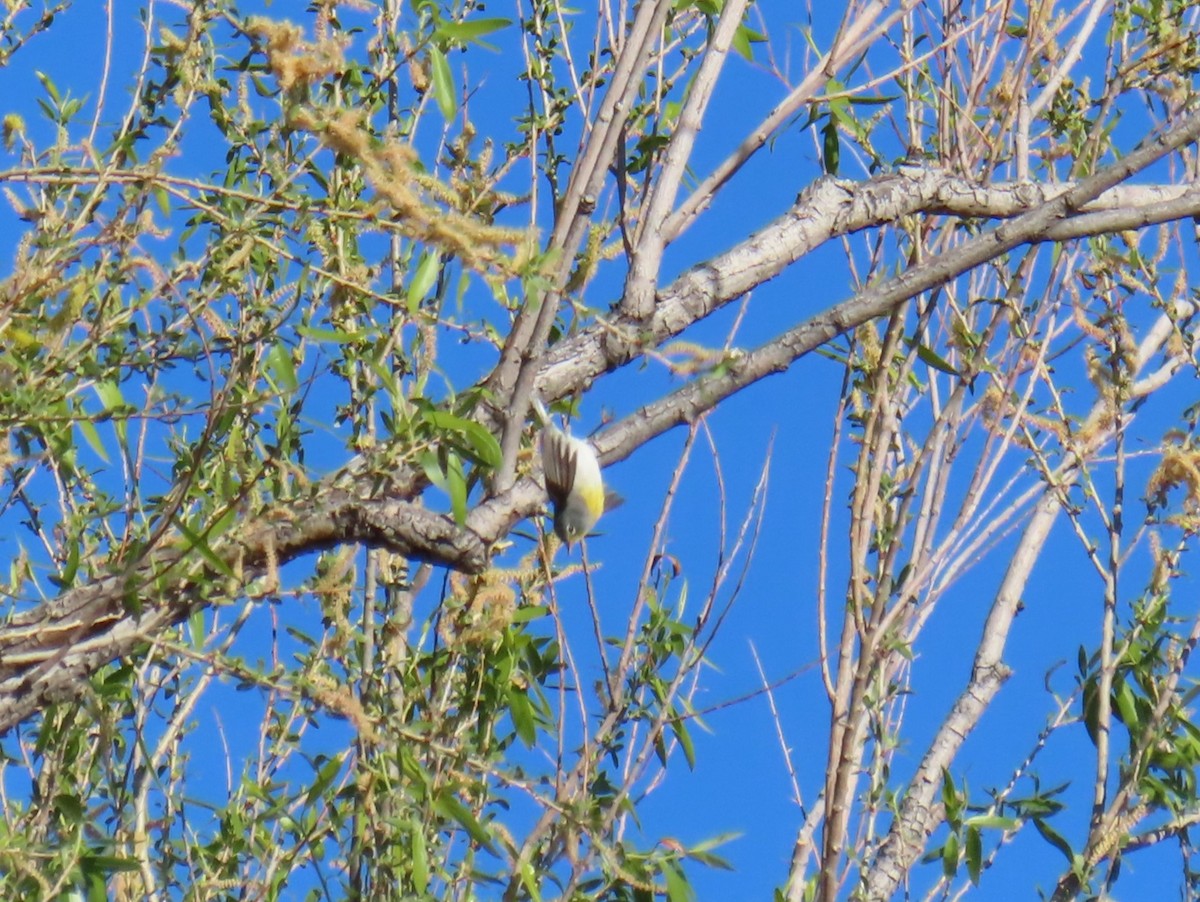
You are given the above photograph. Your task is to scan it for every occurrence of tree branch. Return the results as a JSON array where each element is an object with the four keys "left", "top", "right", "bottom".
[
  {"left": 487, "top": 0, "right": 675, "bottom": 493},
  {"left": 539, "top": 169, "right": 1200, "bottom": 405},
  {"left": 864, "top": 307, "right": 1198, "bottom": 901},
  {"left": 0, "top": 483, "right": 486, "bottom": 735},
  {"left": 622, "top": 0, "right": 750, "bottom": 318}
]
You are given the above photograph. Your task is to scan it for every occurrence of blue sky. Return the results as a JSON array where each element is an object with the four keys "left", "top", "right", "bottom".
[{"left": 3, "top": 1, "right": 1200, "bottom": 899}]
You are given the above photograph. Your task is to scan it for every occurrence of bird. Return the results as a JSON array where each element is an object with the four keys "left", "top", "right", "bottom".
[{"left": 541, "top": 426, "right": 607, "bottom": 549}]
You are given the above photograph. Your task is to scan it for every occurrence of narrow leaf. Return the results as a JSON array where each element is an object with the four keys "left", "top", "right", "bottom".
[
  {"left": 408, "top": 251, "right": 440, "bottom": 311},
  {"left": 509, "top": 687, "right": 537, "bottom": 747},
  {"left": 429, "top": 45, "right": 456, "bottom": 118},
  {"left": 267, "top": 341, "right": 298, "bottom": 392},
  {"left": 433, "top": 791, "right": 496, "bottom": 852},
  {"left": 942, "top": 831, "right": 959, "bottom": 878},
  {"left": 822, "top": 119, "right": 839, "bottom": 175},
  {"left": 78, "top": 417, "right": 109, "bottom": 463},
  {"left": 663, "top": 860, "right": 692, "bottom": 902},
  {"left": 963, "top": 815, "right": 1018, "bottom": 830},
  {"left": 966, "top": 825, "right": 982, "bottom": 885},
  {"left": 913, "top": 341, "right": 960, "bottom": 376},
  {"left": 671, "top": 715, "right": 696, "bottom": 770},
  {"left": 446, "top": 452, "right": 468, "bottom": 525},
  {"left": 1033, "top": 817, "right": 1075, "bottom": 865},
  {"left": 173, "top": 518, "right": 238, "bottom": 581},
  {"left": 411, "top": 820, "right": 429, "bottom": 893},
  {"left": 435, "top": 17, "right": 511, "bottom": 45}
]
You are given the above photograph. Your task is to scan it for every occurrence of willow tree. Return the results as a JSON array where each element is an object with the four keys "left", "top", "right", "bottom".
[{"left": 3, "top": 0, "right": 1200, "bottom": 899}]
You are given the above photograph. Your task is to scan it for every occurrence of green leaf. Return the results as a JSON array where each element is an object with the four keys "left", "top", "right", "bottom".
[
  {"left": 446, "top": 451, "right": 468, "bottom": 524},
  {"left": 1082, "top": 676, "right": 1100, "bottom": 746},
  {"left": 1033, "top": 817, "right": 1075, "bottom": 865},
  {"left": 913, "top": 341, "right": 960, "bottom": 376},
  {"left": 512, "top": 604, "right": 549, "bottom": 623},
  {"left": 433, "top": 791, "right": 496, "bottom": 853},
  {"left": 942, "top": 831, "right": 959, "bottom": 878},
  {"left": 80, "top": 853, "right": 142, "bottom": 874},
  {"left": 663, "top": 860, "right": 693, "bottom": 902},
  {"left": 267, "top": 341, "right": 298, "bottom": 392},
  {"left": 829, "top": 100, "right": 852, "bottom": 127},
  {"left": 518, "top": 858, "right": 544, "bottom": 902},
  {"left": 1010, "top": 791, "right": 1065, "bottom": 818},
  {"left": 174, "top": 518, "right": 238, "bottom": 581},
  {"left": 189, "top": 607, "right": 205, "bottom": 649},
  {"left": 153, "top": 184, "right": 171, "bottom": 216},
  {"left": 407, "top": 251, "right": 441, "bottom": 311},
  {"left": 77, "top": 416, "right": 109, "bottom": 463},
  {"left": 849, "top": 92, "right": 901, "bottom": 106},
  {"left": 94, "top": 379, "right": 126, "bottom": 412},
  {"left": 295, "top": 325, "right": 373, "bottom": 343},
  {"left": 965, "top": 825, "right": 982, "bottom": 885},
  {"left": 87, "top": 871, "right": 107, "bottom": 902},
  {"left": 305, "top": 754, "right": 344, "bottom": 805},
  {"left": 429, "top": 45, "right": 456, "bottom": 118},
  {"left": 671, "top": 714, "right": 696, "bottom": 770},
  {"left": 731, "top": 23, "right": 766, "bottom": 62},
  {"left": 654, "top": 731, "right": 669, "bottom": 767},
  {"left": 821, "top": 119, "right": 839, "bottom": 175},
  {"left": 941, "top": 768, "right": 962, "bottom": 825},
  {"left": 963, "top": 814, "right": 1018, "bottom": 830},
  {"left": 423, "top": 410, "right": 502, "bottom": 469},
  {"left": 35, "top": 70, "right": 61, "bottom": 104},
  {"left": 410, "top": 819, "right": 429, "bottom": 893},
  {"left": 54, "top": 793, "right": 84, "bottom": 823},
  {"left": 684, "top": 832, "right": 739, "bottom": 870},
  {"left": 435, "top": 17, "right": 511, "bottom": 46},
  {"left": 420, "top": 449, "right": 447, "bottom": 491},
  {"left": 509, "top": 686, "right": 537, "bottom": 747},
  {"left": 1112, "top": 676, "right": 1139, "bottom": 727}
]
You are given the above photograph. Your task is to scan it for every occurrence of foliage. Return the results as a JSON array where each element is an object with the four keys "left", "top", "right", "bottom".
[{"left": 3, "top": 1, "right": 1200, "bottom": 901}]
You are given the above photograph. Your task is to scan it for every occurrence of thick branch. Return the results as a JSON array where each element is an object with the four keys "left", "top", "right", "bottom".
[
  {"left": 622, "top": 0, "right": 750, "bottom": 318},
  {"left": 487, "top": 0, "right": 675, "bottom": 492},
  {"left": 9, "top": 123, "right": 1200, "bottom": 752},
  {"left": 428, "top": 170, "right": 1200, "bottom": 560},
  {"left": 0, "top": 483, "right": 485, "bottom": 735},
  {"left": 539, "top": 170, "right": 1200, "bottom": 404}
]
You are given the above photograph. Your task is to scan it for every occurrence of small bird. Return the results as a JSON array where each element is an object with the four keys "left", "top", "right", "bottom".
[{"left": 541, "top": 426, "right": 607, "bottom": 549}]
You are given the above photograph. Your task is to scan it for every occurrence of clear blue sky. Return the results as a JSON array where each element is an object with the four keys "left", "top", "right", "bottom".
[{"left": 1, "top": 2, "right": 1195, "bottom": 899}]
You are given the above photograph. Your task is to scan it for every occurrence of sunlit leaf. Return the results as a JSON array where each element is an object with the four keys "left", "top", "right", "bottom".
[
  {"left": 446, "top": 451, "right": 468, "bottom": 524},
  {"left": 77, "top": 416, "right": 109, "bottom": 463},
  {"left": 408, "top": 251, "right": 441, "bottom": 311},
  {"left": 663, "top": 860, "right": 693, "bottom": 902},
  {"left": 435, "top": 17, "right": 511, "bottom": 46},
  {"left": 267, "top": 341, "right": 298, "bottom": 392},
  {"left": 411, "top": 820, "right": 430, "bottom": 893},
  {"left": 966, "top": 826, "right": 982, "bottom": 885},
  {"left": 942, "top": 832, "right": 960, "bottom": 877},
  {"left": 433, "top": 791, "right": 496, "bottom": 853},
  {"left": 429, "top": 45, "right": 456, "bottom": 118}
]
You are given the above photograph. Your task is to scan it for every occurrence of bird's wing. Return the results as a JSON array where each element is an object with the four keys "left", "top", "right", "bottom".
[{"left": 541, "top": 430, "right": 577, "bottom": 507}]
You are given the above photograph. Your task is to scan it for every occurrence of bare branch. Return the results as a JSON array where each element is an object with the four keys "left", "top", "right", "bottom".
[
  {"left": 539, "top": 170, "right": 1200, "bottom": 406},
  {"left": 622, "top": 0, "right": 751, "bottom": 318}
]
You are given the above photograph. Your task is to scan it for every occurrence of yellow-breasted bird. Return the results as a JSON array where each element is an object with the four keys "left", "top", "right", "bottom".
[{"left": 541, "top": 426, "right": 608, "bottom": 549}]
